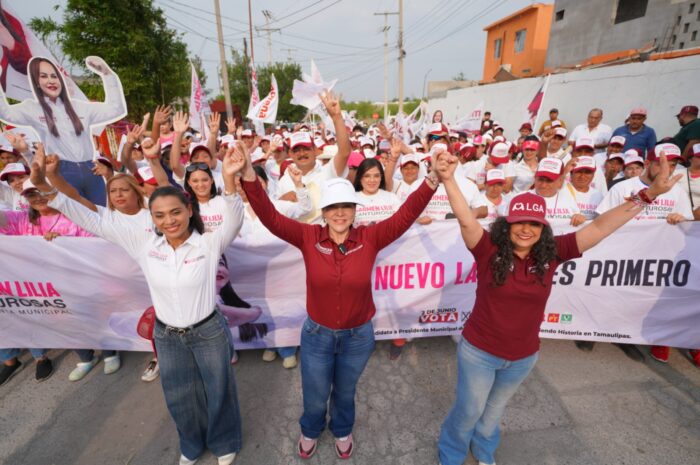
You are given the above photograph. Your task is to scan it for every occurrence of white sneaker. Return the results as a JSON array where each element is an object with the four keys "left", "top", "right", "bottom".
[
  {"left": 103, "top": 354, "right": 121, "bottom": 375},
  {"left": 217, "top": 452, "right": 236, "bottom": 465},
  {"left": 69, "top": 357, "right": 99, "bottom": 381},
  {"left": 141, "top": 359, "right": 159, "bottom": 382},
  {"left": 178, "top": 454, "right": 198, "bottom": 465},
  {"left": 262, "top": 349, "right": 277, "bottom": 362},
  {"left": 282, "top": 355, "right": 297, "bottom": 369},
  {"left": 451, "top": 334, "right": 462, "bottom": 343},
  {"left": 478, "top": 461, "right": 495, "bottom": 465}
]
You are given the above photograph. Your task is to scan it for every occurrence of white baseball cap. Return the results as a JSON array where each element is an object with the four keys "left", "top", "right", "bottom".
[
  {"left": 624, "top": 152, "right": 645, "bottom": 166},
  {"left": 220, "top": 134, "right": 235, "bottom": 148},
  {"left": 554, "top": 127, "right": 567, "bottom": 138},
  {"left": 20, "top": 178, "right": 39, "bottom": 195},
  {"left": 536, "top": 157, "right": 563, "bottom": 180},
  {"left": 400, "top": 153, "right": 420, "bottom": 167},
  {"left": 489, "top": 142, "right": 510, "bottom": 163},
  {"left": 240, "top": 129, "right": 254, "bottom": 137},
  {"left": 574, "top": 136, "right": 595, "bottom": 150},
  {"left": 653, "top": 142, "right": 682, "bottom": 160},
  {"left": 289, "top": 132, "right": 313, "bottom": 150},
  {"left": 571, "top": 156, "right": 596, "bottom": 172},
  {"left": 609, "top": 135, "right": 626, "bottom": 147},
  {"left": 359, "top": 136, "right": 375, "bottom": 148},
  {"left": 486, "top": 169, "right": 505, "bottom": 185},
  {"left": 319, "top": 178, "right": 365, "bottom": 209},
  {"left": 318, "top": 145, "right": 338, "bottom": 160},
  {"left": 0, "top": 162, "right": 29, "bottom": 181}
]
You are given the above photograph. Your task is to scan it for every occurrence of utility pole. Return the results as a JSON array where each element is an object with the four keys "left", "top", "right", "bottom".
[
  {"left": 398, "top": 0, "right": 405, "bottom": 115},
  {"left": 247, "top": 0, "right": 255, "bottom": 63},
  {"left": 374, "top": 10, "right": 398, "bottom": 122},
  {"left": 258, "top": 10, "right": 280, "bottom": 64},
  {"left": 281, "top": 48, "right": 297, "bottom": 62},
  {"left": 213, "top": 0, "right": 232, "bottom": 117}
]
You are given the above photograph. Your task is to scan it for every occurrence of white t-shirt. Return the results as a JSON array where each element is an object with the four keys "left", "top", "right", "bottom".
[
  {"left": 564, "top": 183, "right": 603, "bottom": 220},
  {"left": 546, "top": 147, "right": 569, "bottom": 162},
  {"left": 393, "top": 178, "right": 421, "bottom": 203},
  {"left": 277, "top": 159, "right": 348, "bottom": 224},
  {"left": 478, "top": 192, "right": 511, "bottom": 229},
  {"left": 354, "top": 189, "right": 402, "bottom": 227},
  {"left": 239, "top": 189, "right": 312, "bottom": 239},
  {"left": 597, "top": 177, "right": 693, "bottom": 221},
  {"left": 0, "top": 183, "right": 27, "bottom": 211},
  {"left": 198, "top": 195, "right": 229, "bottom": 232},
  {"left": 97, "top": 206, "right": 153, "bottom": 232},
  {"left": 529, "top": 187, "right": 581, "bottom": 231},
  {"left": 512, "top": 160, "right": 538, "bottom": 193},
  {"left": 678, "top": 169, "right": 700, "bottom": 211},
  {"left": 569, "top": 123, "right": 613, "bottom": 154},
  {"left": 465, "top": 158, "right": 515, "bottom": 187},
  {"left": 413, "top": 176, "right": 485, "bottom": 220}
]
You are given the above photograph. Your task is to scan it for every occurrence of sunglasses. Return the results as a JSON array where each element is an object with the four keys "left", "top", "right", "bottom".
[
  {"left": 428, "top": 134, "right": 446, "bottom": 142},
  {"left": 185, "top": 163, "right": 211, "bottom": 173}
]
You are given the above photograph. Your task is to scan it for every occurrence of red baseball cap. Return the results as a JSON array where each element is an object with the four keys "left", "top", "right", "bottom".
[
  {"left": 676, "top": 105, "right": 699, "bottom": 117},
  {"left": 521, "top": 140, "right": 539, "bottom": 151},
  {"left": 506, "top": 192, "right": 548, "bottom": 226},
  {"left": 650, "top": 143, "right": 682, "bottom": 161},
  {"left": 489, "top": 142, "right": 510, "bottom": 164}
]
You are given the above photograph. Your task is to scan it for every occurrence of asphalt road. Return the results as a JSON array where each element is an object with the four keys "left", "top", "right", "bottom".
[{"left": 1, "top": 337, "right": 698, "bottom": 465}]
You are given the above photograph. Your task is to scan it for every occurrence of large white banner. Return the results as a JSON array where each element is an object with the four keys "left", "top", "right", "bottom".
[{"left": 1, "top": 221, "right": 699, "bottom": 351}]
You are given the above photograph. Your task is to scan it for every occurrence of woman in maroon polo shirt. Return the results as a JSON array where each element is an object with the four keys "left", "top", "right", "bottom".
[
  {"left": 436, "top": 152, "right": 682, "bottom": 465},
  {"left": 238, "top": 92, "right": 443, "bottom": 460}
]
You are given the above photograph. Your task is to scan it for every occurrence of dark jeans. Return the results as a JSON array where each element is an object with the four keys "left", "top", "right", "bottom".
[
  {"left": 59, "top": 160, "right": 106, "bottom": 206},
  {"left": 299, "top": 318, "right": 375, "bottom": 439},
  {"left": 74, "top": 349, "right": 116, "bottom": 362},
  {"left": 153, "top": 311, "right": 242, "bottom": 460}
]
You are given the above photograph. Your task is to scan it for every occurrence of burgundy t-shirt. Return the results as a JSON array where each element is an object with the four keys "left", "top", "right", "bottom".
[{"left": 462, "top": 231, "right": 581, "bottom": 360}]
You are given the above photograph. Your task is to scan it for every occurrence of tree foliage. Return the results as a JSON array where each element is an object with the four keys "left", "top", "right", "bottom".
[
  {"left": 221, "top": 49, "right": 305, "bottom": 123},
  {"left": 29, "top": 0, "right": 190, "bottom": 118},
  {"left": 342, "top": 99, "right": 422, "bottom": 122}
]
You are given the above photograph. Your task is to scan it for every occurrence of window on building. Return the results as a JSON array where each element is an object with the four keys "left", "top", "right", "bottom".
[
  {"left": 672, "top": 34, "right": 677, "bottom": 44},
  {"left": 514, "top": 29, "right": 526, "bottom": 53},
  {"left": 680, "top": 41, "right": 685, "bottom": 49},
  {"left": 614, "top": 0, "right": 649, "bottom": 24},
  {"left": 690, "top": 3, "right": 696, "bottom": 14},
  {"left": 684, "top": 23, "right": 690, "bottom": 33},
  {"left": 494, "top": 38, "right": 502, "bottom": 58},
  {"left": 555, "top": 9, "right": 565, "bottom": 21},
  {"left": 677, "top": 16, "right": 682, "bottom": 25},
  {"left": 692, "top": 30, "right": 698, "bottom": 41}
]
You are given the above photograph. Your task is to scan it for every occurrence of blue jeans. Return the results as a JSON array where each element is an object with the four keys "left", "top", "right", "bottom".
[
  {"left": 153, "top": 311, "right": 242, "bottom": 460},
  {"left": 0, "top": 348, "right": 47, "bottom": 361},
  {"left": 276, "top": 346, "right": 297, "bottom": 358},
  {"left": 74, "top": 349, "right": 116, "bottom": 362},
  {"left": 438, "top": 338, "right": 538, "bottom": 465},
  {"left": 299, "top": 318, "right": 375, "bottom": 439},
  {"left": 59, "top": 160, "right": 106, "bottom": 206}
]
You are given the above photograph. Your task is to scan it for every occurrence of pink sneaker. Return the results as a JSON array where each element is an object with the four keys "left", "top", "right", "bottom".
[
  {"left": 298, "top": 435, "right": 317, "bottom": 459},
  {"left": 335, "top": 434, "right": 354, "bottom": 459}
]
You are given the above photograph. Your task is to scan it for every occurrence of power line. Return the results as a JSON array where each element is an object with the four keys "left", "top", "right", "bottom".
[
  {"left": 263, "top": 0, "right": 326, "bottom": 26},
  {"left": 273, "top": 0, "right": 344, "bottom": 30}
]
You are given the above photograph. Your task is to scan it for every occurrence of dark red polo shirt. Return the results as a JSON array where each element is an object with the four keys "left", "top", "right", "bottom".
[
  {"left": 242, "top": 178, "right": 435, "bottom": 329},
  {"left": 462, "top": 231, "right": 581, "bottom": 360}
]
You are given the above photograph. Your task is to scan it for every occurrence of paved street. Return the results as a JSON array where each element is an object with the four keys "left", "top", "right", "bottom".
[{"left": 1, "top": 337, "right": 698, "bottom": 465}]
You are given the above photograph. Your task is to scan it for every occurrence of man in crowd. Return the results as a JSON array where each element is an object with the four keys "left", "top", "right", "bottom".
[
  {"left": 672, "top": 105, "right": 700, "bottom": 159},
  {"left": 612, "top": 107, "right": 657, "bottom": 153},
  {"left": 569, "top": 108, "right": 612, "bottom": 155},
  {"left": 538, "top": 108, "right": 566, "bottom": 135}
]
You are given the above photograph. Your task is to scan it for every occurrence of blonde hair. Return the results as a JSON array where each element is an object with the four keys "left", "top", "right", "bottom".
[{"left": 106, "top": 173, "right": 146, "bottom": 211}]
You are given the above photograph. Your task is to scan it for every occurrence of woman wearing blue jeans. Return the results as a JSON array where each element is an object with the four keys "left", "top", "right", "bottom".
[{"left": 436, "top": 151, "right": 681, "bottom": 465}]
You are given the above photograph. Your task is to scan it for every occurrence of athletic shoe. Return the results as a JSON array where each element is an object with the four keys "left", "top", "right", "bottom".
[
  {"left": 478, "top": 461, "right": 496, "bottom": 465},
  {"left": 262, "top": 349, "right": 277, "bottom": 362},
  {"left": 389, "top": 344, "right": 403, "bottom": 360},
  {"left": 335, "top": 434, "right": 354, "bottom": 459},
  {"left": 0, "top": 361, "right": 22, "bottom": 386},
  {"left": 650, "top": 345, "right": 670, "bottom": 363},
  {"left": 574, "top": 341, "right": 595, "bottom": 352},
  {"left": 282, "top": 355, "right": 297, "bottom": 369},
  {"left": 69, "top": 357, "right": 98, "bottom": 381},
  {"left": 689, "top": 349, "right": 700, "bottom": 367},
  {"left": 298, "top": 435, "right": 317, "bottom": 459},
  {"left": 217, "top": 452, "right": 236, "bottom": 465},
  {"left": 103, "top": 354, "right": 121, "bottom": 375},
  {"left": 613, "top": 343, "right": 645, "bottom": 362},
  {"left": 230, "top": 351, "right": 239, "bottom": 365},
  {"left": 141, "top": 359, "right": 159, "bottom": 382},
  {"left": 35, "top": 358, "right": 53, "bottom": 382},
  {"left": 179, "top": 454, "right": 198, "bottom": 465}
]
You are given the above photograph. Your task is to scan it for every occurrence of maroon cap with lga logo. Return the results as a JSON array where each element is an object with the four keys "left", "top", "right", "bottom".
[
  {"left": 506, "top": 192, "right": 548, "bottom": 226},
  {"left": 676, "top": 105, "right": 699, "bottom": 117}
]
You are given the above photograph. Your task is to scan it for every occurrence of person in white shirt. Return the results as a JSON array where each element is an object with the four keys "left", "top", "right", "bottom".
[
  {"left": 608, "top": 151, "right": 644, "bottom": 189},
  {"left": 36, "top": 144, "right": 247, "bottom": 465},
  {"left": 0, "top": 162, "right": 29, "bottom": 211},
  {"left": 538, "top": 126, "right": 570, "bottom": 162},
  {"left": 566, "top": 136, "right": 609, "bottom": 194},
  {"left": 565, "top": 156, "right": 604, "bottom": 220},
  {"left": 568, "top": 108, "right": 612, "bottom": 155},
  {"left": 528, "top": 157, "right": 586, "bottom": 231},
  {"left": 678, "top": 143, "right": 700, "bottom": 220},
  {"left": 353, "top": 158, "right": 401, "bottom": 226},
  {"left": 513, "top": 140, "right": 540, "bottom": 193},
  {"left": 478, "top": 169, "right": 511, "bottom": 229},
  {"left": 0, "top": 57, "right": 127, "bottom": 206},
  {"left": 465, "top": 141, "right": 515, "bottom": 192}
]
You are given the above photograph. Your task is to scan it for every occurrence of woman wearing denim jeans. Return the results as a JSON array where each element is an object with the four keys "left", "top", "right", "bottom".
[
  {"left": 435, "top": 151, "right": 682, "bottom": 465},
  {"left": 31, "top": 146, "right": 246, "bottom": 465},
  {"left": 240, "top": 91, "right": 442, "bottom": 459}
]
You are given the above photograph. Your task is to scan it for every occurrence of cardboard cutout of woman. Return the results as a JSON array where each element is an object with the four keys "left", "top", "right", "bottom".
[{"left": 0, "top": 56, "right": 127, "bottom": 205}]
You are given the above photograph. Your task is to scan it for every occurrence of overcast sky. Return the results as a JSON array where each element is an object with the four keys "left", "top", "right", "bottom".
[{"left": 10, "top": 0, "right": 539, "bottom": 102}]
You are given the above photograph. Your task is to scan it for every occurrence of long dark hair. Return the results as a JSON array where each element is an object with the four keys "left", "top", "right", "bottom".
[
  {"left": 149, "top": 186, "right": 204, "bottom": 235},
  {"left": 184, "top": 164, "right": 218, "bottom": 202},
  {"left": 488, "top": 216, "right": 557, "bottom": 286},
  {"left": 29, "top": 57, "right": 84, "bottom": 138},
  {"left": 353, "top": 158, "right": 386, "bottom": 192}
]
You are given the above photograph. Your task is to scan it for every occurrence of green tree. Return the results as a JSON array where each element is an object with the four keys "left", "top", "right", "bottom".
[
  {"left": 221, "top": 49, "right": 305, "bottom": 123},
  {"left": 29, "top": 0, "right": 190, "bottom": 118}
]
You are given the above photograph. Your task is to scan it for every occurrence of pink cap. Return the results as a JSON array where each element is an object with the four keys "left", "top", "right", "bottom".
[
  {"left": 0, "top": 162, "right": 29, "bottom": 181},
  {"left": 522, "top": 140, "right": 540, "bottom": 151},
  {"left": 571, "top": 156, "right": 596, "bottom": 172},
  {"left": 651, "top": 143, "right": 682, "bottom": 161},
  {"left": 554, "top": 127, "right": 567, "bottom": 138},
  {"left": 629, "top": 107, "right": 647, "bottom": 116},
  {"left": 472, "top": 135, "right": 485, "bottom": 145},
  {"left": 574, "top": 136, "right": 595, "bottom": 150},
  {"left": 347, "top": 151, "right": 365, "bottom": 168},
  {"left": 609, "top": 135, "right": 626, "bottom": 147},
  {"left": 506, "top": 192, "right": 548, "bottom": 226},
  {"left": 536, "top": 157, "right": 563, "bottom": 180},
  {"left": 489, "top": 142, "right": 510, "bottom": 164}
]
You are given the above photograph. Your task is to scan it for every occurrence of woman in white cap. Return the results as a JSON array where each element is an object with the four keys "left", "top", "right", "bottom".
[
  {"left": 435, "top": 151, "right": 682, "bottom": 465},
  {"left": 0, "top": 161, "right": 30, "bottom": 211},
  {"left": 238, "top": 98, "right": 443, "bottom": 458}
]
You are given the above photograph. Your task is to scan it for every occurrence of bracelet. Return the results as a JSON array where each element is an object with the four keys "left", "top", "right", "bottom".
[
  {"left": 637, "top": 188, "right": 654, "bottom": 204},
  {"left": 40, "top": 188, "right": 58, "bottom": 197},
  {"left": 627, "top": 193, "right": 646, "bottom": 209}
]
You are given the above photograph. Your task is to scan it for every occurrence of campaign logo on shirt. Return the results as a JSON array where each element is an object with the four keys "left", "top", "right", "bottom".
[
  {"left": 547, "top": 313, "right": 560, "bottom": 323},
  {"left": 148, "top": 250, "right": 168, "bottom": 261},
  {"left": 184, "top": 255, "right": 205, "bottom": 264}
]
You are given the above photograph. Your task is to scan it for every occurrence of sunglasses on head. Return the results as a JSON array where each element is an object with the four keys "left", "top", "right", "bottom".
[{"left": 185, "top": 163, "right": 210, "bottom": 173}]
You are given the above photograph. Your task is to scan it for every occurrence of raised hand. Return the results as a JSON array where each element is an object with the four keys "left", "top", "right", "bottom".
[
  {"left": 173, "top": 110, "right": 189, "bottom": 133},
  {"left": 3, "top": 131, "right": 29, "bottom": 153},
  {"left": 29, "top": 143, "right": 47, "bottom": 186},
  {"left": 540, "top": 127, "right": 554, "bottom": 144},
  {"left": 225, "top": 116, "right": 237, "bottom": 135},
  {"left": 377, "top": 122, "right": 392, "bottom": 141},
  {"left": 434, "top": 151, "right": 458, "bottom": 182},
  {"left": 92, "top": 160, "right": 112, "bottom": 178},
  {"left": 647, "top": 152, "right": 683, "bottom": 199},
  {"left": 45, "top": 154, "right": 60, "bottom": 176},
  {"left": 222, "top": 144, "right": 246, "bottom": 177},
  {"left": 153, "top": 105, "right": 173, "bottom": 126},
  {"left": 126, "top": 123, "right": 145, "bottom": 145},
  {"left": 208, "top": 112, "right": 221, "bottom": 134},
  {"left": 141, "top": 138, "right": 161, "bottom": 159},
  {"left": 85, "top": 56, "right": 112, "bottom": 75},
  {"left": 288, "top": 165, "right": 303, "bottom": 188},
  {"left": 319, "top": 90, "right": 341, "bottom": 119},
  {"left": 389, "top": 137, "right": 402, "bottom": 163}
]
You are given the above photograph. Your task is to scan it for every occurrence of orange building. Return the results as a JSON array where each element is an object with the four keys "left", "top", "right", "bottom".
[{"left": 481, "top": 3, "right": 554, "bottom": 83}]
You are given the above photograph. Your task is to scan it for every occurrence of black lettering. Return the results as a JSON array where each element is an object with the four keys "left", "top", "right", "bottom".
[
  {"left": 53, "top": 299, "right": 66, "bottom": 309},
  {"left": 601, "top": 260, "right": 618, "bottom": 286},
  {"left": 656, "top": 260, "right": 673, "bottom": 287},
  {"left": 586, "top": 261, "right": 602, "bottom": 285},
  {"left": 673, "top": 260, "right": 690, "bottom": 286},
  {"left": 624, "top": 260, "right": 643, "bottom": 286},
  {"left": 616, "top": 260, "right": 625, "bottom": 286},
  {"left": 643, "top": 259, "right": 657, "bottom": 286},
  {"left": 19, "top": 298, "right": 33, "bottom": 306},
  {"left": 6, "top": 298, "right": 19, "bottom": 308},
  {"left": 559, "top": 261, "right": 575, "bottom": 285}
]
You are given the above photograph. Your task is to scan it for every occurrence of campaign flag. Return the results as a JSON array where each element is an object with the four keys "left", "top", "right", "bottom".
[
  {"left": 188, "top": 61, "right": 211, "bottom": 135},
  {"left": 247, "top": 74, "right": 278, "bottom": 123},
  {"left": 453, "top": 101, "right": 484, "bottom": 134},
  {"left": 525, "top": 74, "right": 550, "bottom": 129},
  {"left": 247, "top": 61, "right": 260, "bottom": 116},
  {"left": 292, "top": 60, "right": 338, "bottom": 113}
]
